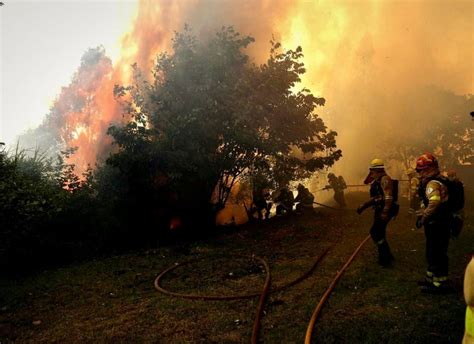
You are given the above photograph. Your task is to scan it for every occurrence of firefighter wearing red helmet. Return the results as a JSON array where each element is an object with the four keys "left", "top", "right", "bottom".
[
  {"left": 415, "top": 152, "right": 452, "bottom": 294},
  {"left": 357, "top": 159, "right": 398, "bottom": 266}
]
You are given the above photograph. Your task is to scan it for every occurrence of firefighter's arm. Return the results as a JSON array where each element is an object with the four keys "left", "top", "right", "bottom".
[
  {"left": 422, "top": 181, "right": 442, "bottom": 222},
  {"left": 357, "top": 197, "right": 376, "bottom": 214},
  {"left": 381, "top": 176, "right": 393, "bottom": 220}
]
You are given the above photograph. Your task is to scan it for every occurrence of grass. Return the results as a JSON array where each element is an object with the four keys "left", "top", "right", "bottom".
[{"left": 0, "top": 192, "right": 472, "bottom": 343}]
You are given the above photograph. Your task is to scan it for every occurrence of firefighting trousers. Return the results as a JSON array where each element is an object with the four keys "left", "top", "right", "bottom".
[
  {"left": 370, "top": 214, "right": 393, "bottom": 262},
  {"left": 334, "top": 191, "right": 346, "bottom": 207},
  {"left": 424, "top": 219, "right": 450, "bottom": 281}
]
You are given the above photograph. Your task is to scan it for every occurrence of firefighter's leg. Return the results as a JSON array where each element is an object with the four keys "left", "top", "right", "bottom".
[
  {"left": 422, "top": 221, "right": 452, "bottom": 293},
  {"left": 340, "top": 192, "right": 346, "bottom": 208},
  {"left": 418, "top": 228, "right": 434, "bottom": 286},
  {"left": 370, "top": 215, "right": 393, "bottom": 265},
  {"left": 431, "top": 221, "right": 450, "bottom": 286}
]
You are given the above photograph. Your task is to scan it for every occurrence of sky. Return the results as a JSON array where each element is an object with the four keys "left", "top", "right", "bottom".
[{"left": 0, "top": 0, "right": 136, "bottom": 146}]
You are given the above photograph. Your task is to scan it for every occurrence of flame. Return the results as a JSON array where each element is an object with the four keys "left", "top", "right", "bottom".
[{"left": 43, "top": 0, "right": 471, "bottom": 180}]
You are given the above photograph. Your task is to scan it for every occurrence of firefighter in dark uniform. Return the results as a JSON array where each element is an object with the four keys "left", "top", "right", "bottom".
[
  {"left": 253, "top": 185, "right": 272, "bottom": 220},
  {"left": 415, "top": 153, "right": 452, "bottom": 293},
  {"left": 326, "top": 173, "right": 347, "bottom": 207},
  {"left": 274, "top": 186, "right": 295, "bottom": 215},
  {"left": 357, "top": 159, "right": 397, "bottom": 266},
  {"left": 295, "top": 183, "right": 314, "bottom": 213}
]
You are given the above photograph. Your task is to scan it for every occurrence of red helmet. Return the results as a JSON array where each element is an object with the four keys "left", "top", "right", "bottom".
[{"left": 416, "top": 152, "right": 438, "bottom": 171}]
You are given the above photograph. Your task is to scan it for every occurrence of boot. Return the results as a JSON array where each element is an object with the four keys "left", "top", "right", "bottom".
[
  {"left": 377, "top": 241, "right": 394, "bottom": 266},
  {"left": 417, "top": 272, "right": 433, "bottom": 287}
]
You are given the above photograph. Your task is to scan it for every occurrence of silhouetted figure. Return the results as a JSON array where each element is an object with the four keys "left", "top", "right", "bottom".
[
  {"left": 274, "top": 186, "right": 295, "bottom": 215},
  {"left": 326, "top": 173, "right": 347, "bottom": 207},
  {"left": 295, "top": 183, "right": 314, "bottom": 213},
  {"left": 357, "top": 159, "right": 398, "bottom": 266}
]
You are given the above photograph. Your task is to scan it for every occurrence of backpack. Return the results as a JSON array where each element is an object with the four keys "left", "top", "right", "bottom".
[
  {"left": 338, "top": 176, "right": 347, "bottom": 190},
  {"left": 419, "top": 175, "right": 465, "bottom": 237},
  {"left": 433, "top": 176, "right": 465, "bottom": 212}
]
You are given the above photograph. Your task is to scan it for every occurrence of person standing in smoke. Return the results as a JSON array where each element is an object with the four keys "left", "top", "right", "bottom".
[
  {"left": 357, "top": 159, "right": 398, "bottom": 266},
  {"left": 325, "top": 173, "right": 347, "bottom": 207}
]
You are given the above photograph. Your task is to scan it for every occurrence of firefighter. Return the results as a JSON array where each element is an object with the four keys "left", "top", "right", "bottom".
[
  {"left": 415, "top": 152, "right": 452, "bottom": 293},
  {"left": 274, "top": 186, "right": 295, "bottom": 215},
  {"left": 406, "top": 168, "right": 421, "bottom": 215},
  {"left": 356, "top": 159, "right": 397, "bottom": 266},
  {"left": 326, "top": 173, "right": 347, "bottom": 207},
  {"left": 463, "top": 255, "right": 474, "bottom": 344},
  {"left": 295, "top": 183, "right": 315, "bottom": 213},
  {"left": 253, "top": 185, "right": 272, "bottom": 220}
]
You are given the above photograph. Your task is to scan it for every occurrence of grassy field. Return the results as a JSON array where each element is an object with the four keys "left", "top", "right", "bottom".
[{"left": 1, "top": 192, "right": 472, "bottom": 343}]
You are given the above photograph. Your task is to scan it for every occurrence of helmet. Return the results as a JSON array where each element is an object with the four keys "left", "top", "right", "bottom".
[
  {"left": 327, "top": 173, "right": 336, "bottom": 178},
  {"left": 415, "top": 152, "right": 438, "bottom": 171},
  {"left": 370, "top": 158, "right": 385, "bottom": 170}
]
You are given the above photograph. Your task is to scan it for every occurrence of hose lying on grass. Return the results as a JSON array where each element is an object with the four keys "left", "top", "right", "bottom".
[
  {"left": 155, "top": 248, "right": 330, "bottom": 343},
  {"left": 305, "top": 235, "right": 371, "bottom": 344},
  {"left": 155, "top": 234, "right": 370, "bottom": 343}
]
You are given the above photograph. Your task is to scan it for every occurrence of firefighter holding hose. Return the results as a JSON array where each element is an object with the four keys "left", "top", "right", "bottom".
[{"left": 357, "top": 159, "right": 399, "bottom": 266}]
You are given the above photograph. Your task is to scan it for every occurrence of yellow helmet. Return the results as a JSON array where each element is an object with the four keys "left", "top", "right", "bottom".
[{"left": 370, "top": 158, "right": 385, "bottom": 169}]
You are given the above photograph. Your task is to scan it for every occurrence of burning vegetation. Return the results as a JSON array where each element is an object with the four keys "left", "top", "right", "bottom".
[{"left": 3, "top": 0, "right": 473, "bottom": 271}]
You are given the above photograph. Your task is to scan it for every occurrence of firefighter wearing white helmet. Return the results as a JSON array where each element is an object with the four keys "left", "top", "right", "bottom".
[{"left": 357, "top": 159, "right": 399, "bottom": 266}]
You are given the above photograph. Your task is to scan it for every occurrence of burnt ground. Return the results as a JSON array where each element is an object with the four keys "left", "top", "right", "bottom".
[{"left": 1, "top": 192, "right": 473, "bottom": 343}]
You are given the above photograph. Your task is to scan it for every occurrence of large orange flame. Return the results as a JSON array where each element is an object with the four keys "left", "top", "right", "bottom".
[{"left": 48, "top": 0, "right": 471, "bottom": 177}]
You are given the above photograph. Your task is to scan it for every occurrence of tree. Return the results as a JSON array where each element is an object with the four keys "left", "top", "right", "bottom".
[
  {"left": 382, "top": 88, "right": 473, "bottom": 171},
  {"left": 108, "top": 27, "right": 341, "bottom": 231}
]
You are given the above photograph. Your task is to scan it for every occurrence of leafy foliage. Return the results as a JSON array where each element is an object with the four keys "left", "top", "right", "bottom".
[
  {"left": 108, "top": 27, "right": 341, "bottom": 231},
  {"left": 0, "top": 144, "right": 97, "bottom": 273}
]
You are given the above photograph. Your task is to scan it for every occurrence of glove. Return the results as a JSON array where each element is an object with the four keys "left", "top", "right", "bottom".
[
  {"left": 356, "top": 205, "right": 363, "bottom": 215},
  {"left": 415, "top": 216, "right": 424, "bottom": 229}
]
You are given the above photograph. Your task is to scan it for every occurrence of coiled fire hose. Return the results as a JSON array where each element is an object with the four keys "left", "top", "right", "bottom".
[
  {"left": 155, "top": 235, "right": 370, "bottom": 343},
  {"left": 155, "top": 248, "right": 331, "bottom": 343}
]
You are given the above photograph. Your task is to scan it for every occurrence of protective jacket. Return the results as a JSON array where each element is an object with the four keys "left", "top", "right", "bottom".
[
  {"left": 364, "top": 174, "right": 395, "bottom": 217},
  {"left": 464, "top": 258, "right": 474, "bottom": 344},
  {"left": 418, "top": 177, "right": 449, "bottom": 222}
]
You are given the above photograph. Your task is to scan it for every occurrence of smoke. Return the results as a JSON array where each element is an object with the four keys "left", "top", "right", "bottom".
[
  {"left": 276, "top": 0, "right": 473, "bottom": 181},
  {"left": 21, "top": 0, "right": 473, "bottom": 180}
]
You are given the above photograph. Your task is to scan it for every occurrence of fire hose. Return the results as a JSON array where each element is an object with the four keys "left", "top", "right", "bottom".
[
  {"left": 155, "top": 248, "right": 331, "bottom": 343},
  {"left": 305, "top": 235, "right": 371, "bottom": 343},
  {"left": 155, "top": 236, "right": 371, "bottom": 342}
]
